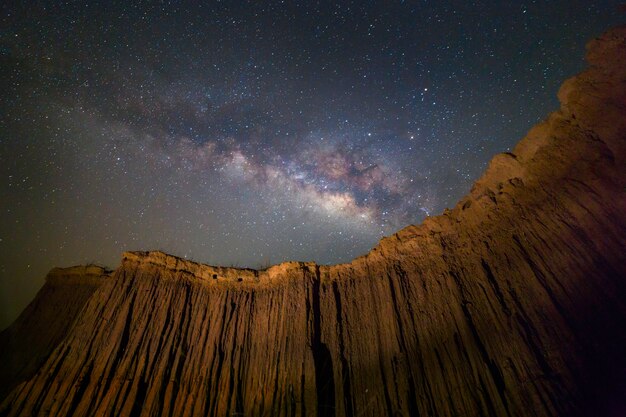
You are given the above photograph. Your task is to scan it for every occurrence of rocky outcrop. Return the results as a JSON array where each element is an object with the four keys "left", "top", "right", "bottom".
[
  {"left": 0, "top": 266, "right": 110, "bottom": 402},
  {"left": 1, "top": 27, "right": 625, "bottom": 417}
]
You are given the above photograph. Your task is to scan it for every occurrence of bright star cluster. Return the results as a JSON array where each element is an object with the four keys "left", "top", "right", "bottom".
[{"left": 0, "top": 1, "right": 622, "bottom": 327}]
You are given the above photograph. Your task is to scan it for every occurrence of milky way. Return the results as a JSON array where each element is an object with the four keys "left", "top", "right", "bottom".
[{"left": 0, "top": 1, "right": 623, "bottom": 327}]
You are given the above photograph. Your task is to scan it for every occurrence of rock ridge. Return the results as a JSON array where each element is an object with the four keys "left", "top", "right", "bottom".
[
  {"left": 122, "top": 250, "right": 318, "bottom": 286},
  {"left": 45, "top": 265, "right": 112, "bottom": 286}
]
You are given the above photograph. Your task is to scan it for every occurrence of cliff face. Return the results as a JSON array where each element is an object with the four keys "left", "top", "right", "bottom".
[
  {"left": 0, "top": 266, "right": 109, "bottom": 402},
  {"left": 1, "top": 27, "right": 625, "bottom": 417}
]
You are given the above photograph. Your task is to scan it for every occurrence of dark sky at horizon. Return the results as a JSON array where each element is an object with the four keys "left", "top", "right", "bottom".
[{"left": 1, "top": 1, "right": 623, "bottom": 328}]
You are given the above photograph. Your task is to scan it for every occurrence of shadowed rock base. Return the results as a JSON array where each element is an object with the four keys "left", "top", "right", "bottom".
[
  {"left": 1, "top": 26, "right": 625, "bottom": 417},
  {"left": 0, "top": 266, "right": 109, "bottom": 402}
]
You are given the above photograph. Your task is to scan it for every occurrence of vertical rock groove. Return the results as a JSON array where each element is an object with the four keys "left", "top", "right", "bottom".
[
  {"left": 311, "top": 267, "right": 335, "bottom": 417},
  {"left": 331, "top": 280, "right": 354, "bottom": 417}
]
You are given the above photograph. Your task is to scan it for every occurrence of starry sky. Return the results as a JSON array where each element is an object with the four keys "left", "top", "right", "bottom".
[{"left": 1, "top": 1, "right": 623, "bottom": 328}]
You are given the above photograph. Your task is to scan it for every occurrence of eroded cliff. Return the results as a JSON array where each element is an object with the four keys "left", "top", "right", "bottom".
[
  {"left": 0, "top": 266, "right": 110, "bottom": 402},
  {"left": 1, "top": 27, "right": 625, "bottom": 417}
]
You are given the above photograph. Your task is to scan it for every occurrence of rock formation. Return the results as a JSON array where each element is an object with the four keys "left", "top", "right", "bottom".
[
  {"left": 0, "top": 266, "right": 110, "bottom": 403},
  {"left": 1, "top": 27, "right": 625, "bottom": 417}
]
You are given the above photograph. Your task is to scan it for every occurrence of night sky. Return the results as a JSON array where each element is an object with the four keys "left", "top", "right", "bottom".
[{"left": 1, "top": 1, "right": 623, "bottom": 328}]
